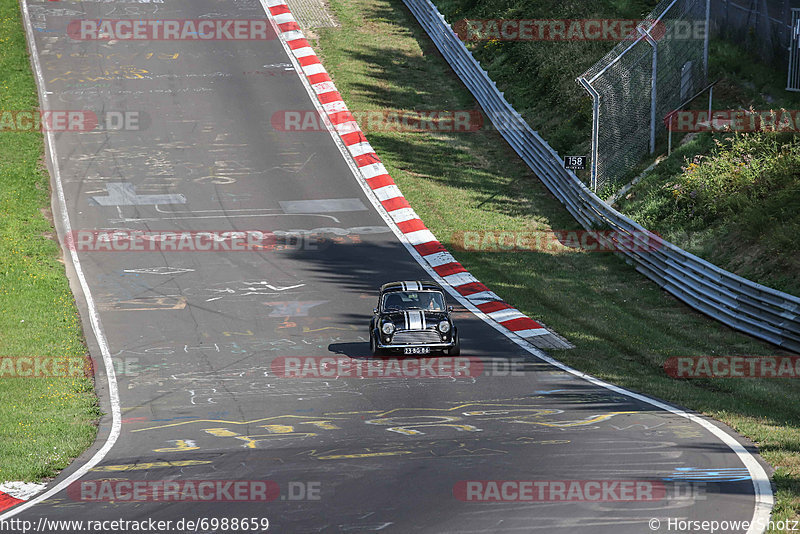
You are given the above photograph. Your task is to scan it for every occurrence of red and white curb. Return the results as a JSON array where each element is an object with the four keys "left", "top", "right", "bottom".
[
  {"left": 0, "top": 483, "right": 46, "bottom": 513},
  {"left": 265, "top": 0, "right": 571, "bottom": 350}
]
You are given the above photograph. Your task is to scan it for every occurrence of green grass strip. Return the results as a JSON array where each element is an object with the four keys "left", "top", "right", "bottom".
[{"left": 0, "top": 0, "right": 99, "bottom": 482}]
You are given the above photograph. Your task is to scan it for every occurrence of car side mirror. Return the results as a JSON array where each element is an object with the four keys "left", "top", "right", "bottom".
[
  {"left": 373, "top": 308, "right": 379, "bottom": 314},
  {"left": 448, "top": 306, "right": 454, "bottom": 312}
]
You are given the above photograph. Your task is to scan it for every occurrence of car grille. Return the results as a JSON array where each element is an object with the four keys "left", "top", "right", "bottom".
[{"left": 391, "top": 330, "right": 442, "bottom": 344}]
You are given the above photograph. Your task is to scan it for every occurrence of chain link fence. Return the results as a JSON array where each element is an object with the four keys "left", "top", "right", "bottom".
[
  {"left": 712, "top": 0, "right": 796, "bottom": 65},
  {"left": 577, "top": 0, "right": 710, "bottom": 193}
]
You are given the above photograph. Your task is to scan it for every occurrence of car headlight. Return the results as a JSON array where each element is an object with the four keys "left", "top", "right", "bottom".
[
  {"left": 382, "top": 322, "right": 396, "bottom": 335},
  {"left": 438, "top": 320, "right": 450, "bottom": 333}
]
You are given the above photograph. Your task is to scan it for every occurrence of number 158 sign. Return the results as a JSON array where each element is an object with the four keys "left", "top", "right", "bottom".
[{"left": 564, "top": 156, "right": 587, "bottom": 170}]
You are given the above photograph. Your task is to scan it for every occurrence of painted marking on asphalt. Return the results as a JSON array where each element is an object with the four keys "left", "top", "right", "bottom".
[
  {"left": 245, "top": 281, "right": 306, "bottom": 292},
  {"left": 279, "top": 198, "right": 368, "bottom": 213},
  {"left": 132, "top": 415, "right": 347, "bottom": 432},
  {"left": 92, "top": 460, "right": 211, "bottom": 472},
  {"left": 366, "top": 415, "right": 482, "bottom": 436},
  {"left": 262, "top": 424, "right": 295, "bottom": 434},
  {"left": 122, "top": 267, "right": 195, "bottom": 276},
  {"left": 302, "top": 421, "right": 340, "bottom": 430},
  {"left": 201, "top": 427, "right": 318, "bottom": 449},
  {"left": 386, "top": 424, "right": 481, "bottom": 436},
  {"left": 89, "top": 182, "right": 186, "bottom": 206},
  {"left": 204, "top": 428, "right": 240, "bottom": 438},
  {"left": 372, "top": 402, "right": 564, "bottom": 418},
  {"left": 301, "top": 436, "right": 559, "bottom": 461},
  {"left": 222, "top": 330, "right": 255, "bottom": 336},
  {"left": 462, "top": 409, "right": 561, "bottom": 417},
  {"left": 101, "top": 296, "right": 187, "bottom": 311},
  {"left": 266, "top": 301, "right": 327, "bottom": 317},
  {"left": 511, "top": 438, "right": 571, "bottom": 445},
  {"left": 242, "top": 432, "right": 317, "bottom": 443},
  {"left": 316, "top": 452, "right": 412, "bottom": 460},
  {"left": 301, "top": 324, "right": 359, "bottom": 332},
  {"left": 153, "top": 439, "right": 199, "bottom": 453},
  {"left": 663, "top": 467, "right": 752, "bottom": 482},
  {"left": 509, "top": 411, "right": 638, "bottom": 427}
]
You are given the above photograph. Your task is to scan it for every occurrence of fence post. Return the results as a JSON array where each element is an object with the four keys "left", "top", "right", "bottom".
[
  {"left": 704, "top": 0, "right": 711, "bottom": 77},
  {"left": 788, "top": 8, "right": 800, "bottom": 91},
  {"left": 639, "top": 26, "right": 658, "bottom": 154},
  {"left": 577, "top": 77, "right": 600, "bottom": 192}
]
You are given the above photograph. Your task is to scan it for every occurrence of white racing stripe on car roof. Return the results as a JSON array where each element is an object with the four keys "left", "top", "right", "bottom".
[{"left": 402, "top": 281, "right": 422, "bottom": 291}]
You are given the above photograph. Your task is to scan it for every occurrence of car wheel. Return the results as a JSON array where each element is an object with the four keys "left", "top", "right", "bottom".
[
  {"left": 370, "top": 332, "right": 383, "bottom": 356},
  {"left": 447, "top": 333, "right": 460, "bottom": 356}
]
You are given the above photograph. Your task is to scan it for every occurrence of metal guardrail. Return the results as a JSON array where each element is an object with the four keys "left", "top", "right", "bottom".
[{"left": 402, "top": 0, "right": 800, "bottom": 353}]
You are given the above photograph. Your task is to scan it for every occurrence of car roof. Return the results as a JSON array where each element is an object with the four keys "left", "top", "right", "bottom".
[{"left": 380, "top": 280, "right": 444, "bottom": 293}]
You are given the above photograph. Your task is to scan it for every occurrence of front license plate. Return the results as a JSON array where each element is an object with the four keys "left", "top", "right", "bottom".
[{"left": 404, "top": 347, "right": 431, "bottom": 355}]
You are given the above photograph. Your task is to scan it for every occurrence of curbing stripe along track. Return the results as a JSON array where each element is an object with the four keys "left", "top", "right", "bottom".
[
  {"left": 0, "top": 483, "right": 46, "bottom": 513},
  {"left": 0, "top": 492, "right": 22, "bottom": 513},
  {"left": 265, "top": 0, "right": 572, "bottom": 350}
]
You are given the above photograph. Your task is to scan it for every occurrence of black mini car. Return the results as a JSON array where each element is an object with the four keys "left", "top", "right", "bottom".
[{"left": 369, "top": 280, "right": 460, "bottom": 356}]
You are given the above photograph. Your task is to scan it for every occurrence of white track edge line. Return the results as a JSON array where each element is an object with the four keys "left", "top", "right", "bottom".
[
  {"left": 1, "top": 0, "right": 122, "bottom": 520},
  {"left": 259, "top": 4, "right": 773, "bottom": 532}
]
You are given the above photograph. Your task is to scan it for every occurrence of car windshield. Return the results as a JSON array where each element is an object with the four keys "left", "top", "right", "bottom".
[{"left": 382, "top": 291, "right": 445, "bottom": 312}]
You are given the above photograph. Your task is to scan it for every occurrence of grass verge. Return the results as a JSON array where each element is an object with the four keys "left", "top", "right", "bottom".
[
  {"left": 0, "top": 0, "right": 99, "bottom": 482},
  {"left": 312, "top": 0, "right": 800, "bottom": 528}
]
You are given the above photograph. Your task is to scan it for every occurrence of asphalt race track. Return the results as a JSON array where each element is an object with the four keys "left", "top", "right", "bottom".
[{"left": 1, "top": 0, "right": 772, "bottom": 532}]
